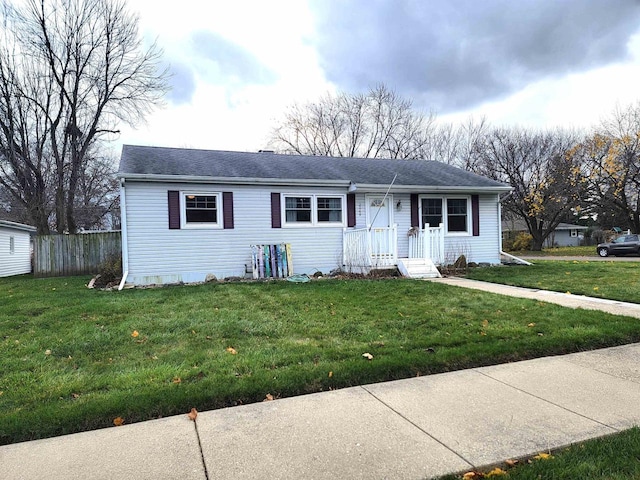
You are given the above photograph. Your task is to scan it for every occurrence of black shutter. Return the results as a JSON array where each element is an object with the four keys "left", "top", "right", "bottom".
[
  {"left": 471, "top": 194, "right": 480, "bottom": 236},
  {"left": 271, "top": 193, "right": 281, "bottom": 228},
  {"left": 410, "top": 194, "right": 419, "bottom": 227},
  {"left": 347, "top": 193, "right": 356, "bottom": 227},
  {"left": 223, "top": 192, "right": 234, "bottom": 229},
  {"left": 168, "top": 190, "right": 180, "bottom": 229}
]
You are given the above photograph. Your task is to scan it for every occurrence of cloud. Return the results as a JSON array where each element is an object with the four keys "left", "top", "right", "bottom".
[
  {"left": 165, "top": 61, "right": 197, "bottom": 105},
  {"left": 190, "top": 31, "right": 278, "bottom": 86},
  {"left": 309, "top": 0, "right": 640, "bottom": 112}
]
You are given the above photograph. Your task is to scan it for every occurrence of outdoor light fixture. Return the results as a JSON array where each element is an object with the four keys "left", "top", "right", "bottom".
[
  {"left": 396, "top": 200, "right": 402, "bottom": 211},
  {"left": 348, "top": 182, "right": 357, "bottom": 193}
]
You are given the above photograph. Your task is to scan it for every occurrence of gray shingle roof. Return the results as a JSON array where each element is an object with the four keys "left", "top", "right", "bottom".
[{"left": 118, "top": 145, "right": 510, "bottom": 191}]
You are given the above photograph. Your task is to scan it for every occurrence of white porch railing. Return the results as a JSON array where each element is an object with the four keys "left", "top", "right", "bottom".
[
  {"left": 343, "top": 224, "right": 398, "bottom": 269},
  {"left": 408, "top": 223, "right": 445, "bottom": 265}
]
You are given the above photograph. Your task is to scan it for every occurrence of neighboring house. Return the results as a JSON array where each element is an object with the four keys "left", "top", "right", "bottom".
[
  {"left": 0, "top": 220, "right": 36, "bottom": 277},
  {"left": 118, "top": 146, "right": 511, "bottom": 286},
  {"left": 502, "top": 220, "right": 588, "bottom": 248}
]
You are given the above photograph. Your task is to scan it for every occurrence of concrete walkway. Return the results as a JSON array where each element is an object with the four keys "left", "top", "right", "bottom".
[
  {"left": 431, "top": 276, "right": 640, "bottom": 319},
  {"left": 2, "top": 280, "right": 640, "bottom": 480}
]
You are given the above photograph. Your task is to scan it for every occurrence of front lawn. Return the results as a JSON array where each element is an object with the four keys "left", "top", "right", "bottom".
[
  {"left": 467, "top": 260, "right": 640, "bottom": 303},
  {"left": 3, "top": 274, "right": 640, "bottom": 445},
  {"left": 510, "top": 245, "right": 596, "bottom": 256}
]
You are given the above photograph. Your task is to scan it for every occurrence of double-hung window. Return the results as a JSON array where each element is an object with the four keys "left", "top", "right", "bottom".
[
  {"left": 182, "top": 192, "right": 221, "bottom": 228},
  {"left": 283, "top": 194, "right": 344, "bottom": 226},
  {"left": 317, "top": 197, "right": 342, "bottom": 223},
  {"left": 420, "top": 196, "right": 470, "bottom": 235},
  {"left": 285, "top": 197, "right": 312, "bottom": 223}
]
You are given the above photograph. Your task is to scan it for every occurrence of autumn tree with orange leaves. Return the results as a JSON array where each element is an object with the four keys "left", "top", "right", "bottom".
[{"left": 570, "top": 103, "right": 640, "bottom": 233}]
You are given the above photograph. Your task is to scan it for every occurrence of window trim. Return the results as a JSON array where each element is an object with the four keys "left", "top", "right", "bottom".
[
  {"left": 180, "top": 191, "right": 223, "bottom": 229},
  {"left": 281, "top": 193, "right": 346, "bottom": 227},
  {"left": 418, "top": 195, "right": 472, "bottom": 236}
]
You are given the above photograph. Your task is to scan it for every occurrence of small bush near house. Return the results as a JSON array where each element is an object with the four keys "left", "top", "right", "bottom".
[
  {"left": 590, "top": 228, "right": 607, "bottom": 245},
  {"left": 511, "top": 232, "right": 533, "bottom": 251},
  {"left": 93, "top": 255, "right": 122, "bottom": 288}
]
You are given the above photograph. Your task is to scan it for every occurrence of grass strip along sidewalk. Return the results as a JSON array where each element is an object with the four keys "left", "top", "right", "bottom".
[
  {"left": 441, "top": 427, "right": 640, "bottom": 480},
  {"left": 467, "top": 259, "right": 640, "bottom": 304},
  {"left": 2, "top": 274, "right": 640, "bottom": 445}
]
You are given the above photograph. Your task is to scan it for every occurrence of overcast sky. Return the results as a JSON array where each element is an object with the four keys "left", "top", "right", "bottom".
[{"left": 117, "top": 0, "right": 640, "bottom": 155}]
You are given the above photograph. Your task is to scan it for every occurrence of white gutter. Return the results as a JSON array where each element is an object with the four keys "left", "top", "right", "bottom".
[
  {"left": 118, "top": 179, "right": 129, "bottom": 291},
  {"left": 117, "top": 173, "right": 511, "bottom": 193}
]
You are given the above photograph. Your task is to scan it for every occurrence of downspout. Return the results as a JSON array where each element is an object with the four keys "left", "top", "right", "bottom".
[
  {"left": 498, "top": 192, "right": 532, "bottom": 266},
  {"left": 118, "top": 178, "right": 129, "bottom": 290}
]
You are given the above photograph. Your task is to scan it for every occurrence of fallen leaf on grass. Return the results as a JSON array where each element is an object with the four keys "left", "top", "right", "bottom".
[
  {"left": 462, "top": 472, "right": 480, "bottom": 479},
  {"left": 527, "top": 323, "right": 536, "bottom": 327},
  {"left": 226, "top": 347, "right": 238, "bottom": 355},
  {"left": 131, "top": 330, "right": 139, "bottom": 338},
  {"left": 45, "top": 349, "right": 51, "bottom": 355},
  {"left": 187, "top": 408, "right": 198, "bottom": 421},
  {"left": 486, "top": 467, "right": 507, "bottom": 477},
  {"left": 113, "top": 417, "right": 124, "bottom": 426},
  {"left": 264, "top": 393, "right": 274, "bottom": 401},
  {"left": 533, "top": 452, "right": 553, "bottom": 461},
  {"left": 482, "top": 319, "right": 489, "bottom": 328},
  {"left": 173, "top": 377, "right": 182, "bottom": 384},
  {"left": 505, "top": 459, "right": 518, "bottom": 467},
  {"left": 362, "top": 352, "right": 374, "bottom": 360},
  {"left": 328, "top": 371, "right": 333, "bottom": 378}
]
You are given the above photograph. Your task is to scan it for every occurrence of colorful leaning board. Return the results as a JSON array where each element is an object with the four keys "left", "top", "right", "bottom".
[{"left": 251, "top": 244, "right": 293, "bottom": 279}]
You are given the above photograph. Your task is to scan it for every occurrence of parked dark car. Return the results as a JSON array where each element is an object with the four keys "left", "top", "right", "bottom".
[{"left": 597, "top": 234, "right": 640, "bottom": 257}]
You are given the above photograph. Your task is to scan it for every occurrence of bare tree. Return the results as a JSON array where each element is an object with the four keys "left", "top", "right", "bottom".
[
  {"left": 0, "top": 0, "right": 168, "bottom": 233},
  {"left": 471, "top": 126, "right": 585, "bottom": 250},
  {"left": 269, "top": 84, "right": 436, "bottom": 159},
  {"left": 421, "top": 116, "right": 490, "bottom": 166}
]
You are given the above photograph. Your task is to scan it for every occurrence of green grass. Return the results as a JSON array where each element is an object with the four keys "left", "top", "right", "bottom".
[
  {"left": 3, "top": 274, "right": 640, "bottom": 445},
  {"left": 514, "top": 245, "right": 596, "bottom": 256},
  {"left": 467, "top": 259, "right": 640, "bottom": 303},
  {"left": 441, "top": 427, "right": 640, "bottom": 479}
]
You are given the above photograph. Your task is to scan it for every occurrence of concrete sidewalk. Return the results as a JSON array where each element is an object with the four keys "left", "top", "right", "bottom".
[
  {"left": 1, "top": 342, "right": 639, "bottom": 480},
  {"left": 431, "top": 276, "right": 640, "bottom": 319}
]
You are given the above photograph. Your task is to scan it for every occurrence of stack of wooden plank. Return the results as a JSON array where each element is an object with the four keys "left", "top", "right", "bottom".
[{"left": 251, "top": 244, "right": 293, "bottom": 279}]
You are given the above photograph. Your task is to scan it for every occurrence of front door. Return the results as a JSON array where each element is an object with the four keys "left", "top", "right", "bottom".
[{"left": 366, "top": 195, "right": 394, "bottom": 261}]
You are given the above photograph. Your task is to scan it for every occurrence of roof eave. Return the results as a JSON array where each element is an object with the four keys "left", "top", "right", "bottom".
[
  {"left": 118, "top": 173, "right": 512, "bottom": 193},
  {"left": 0, "top": 220, "right": 37, "bottom": 233}
]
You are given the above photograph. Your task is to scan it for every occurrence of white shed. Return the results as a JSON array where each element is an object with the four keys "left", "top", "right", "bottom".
[{"left": 0, "top": 220, "right": 36, "bottom": 277}]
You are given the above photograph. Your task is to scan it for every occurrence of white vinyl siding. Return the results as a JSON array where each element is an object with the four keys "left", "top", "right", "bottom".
[
  {"left": 123, "top": 183, "right": 348, "bottom": 284},
  {"left": 0, "top": 227, "right": 32, "bottom": 277},
  {"left": 122, "top": 183, "right": 502, "bottom": 285}
]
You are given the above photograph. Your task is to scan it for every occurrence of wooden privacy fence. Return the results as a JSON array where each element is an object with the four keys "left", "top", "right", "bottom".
[{"left": 34, "top": 231, "right": 121, "bottom": 277}]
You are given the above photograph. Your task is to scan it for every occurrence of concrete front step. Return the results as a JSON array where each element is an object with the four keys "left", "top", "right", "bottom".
[{"left": 397, "top": 258, "right": 441, "bottom": 279}]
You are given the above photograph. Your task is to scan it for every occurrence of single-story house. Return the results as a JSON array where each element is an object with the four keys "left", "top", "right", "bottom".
[
  {"left": 502, "top": 220, "right": 588, "bottom": 247},
  {"left": 117, "top": 146, "right": 511, "bottom": 286},
  {"left": 0, "top": 220, "right": 36, "bottom": 277}
]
